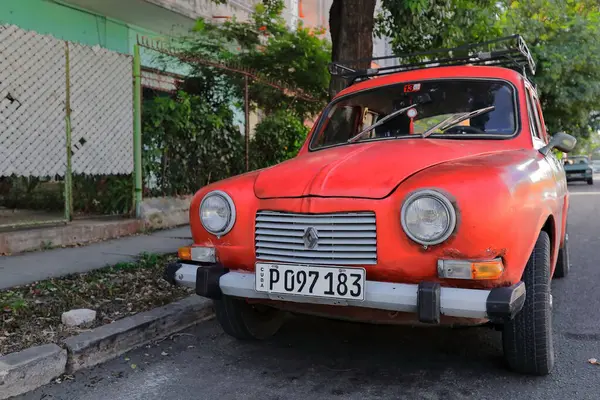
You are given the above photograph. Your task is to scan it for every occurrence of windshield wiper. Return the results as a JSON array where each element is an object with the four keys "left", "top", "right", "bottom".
[
  {"left": 422, "top": 106, "right": 495, "bottom": 138},
  {"left": 347, "top": 104, "right": 418, "bottom": 143},
  {"left": 420, "top": 113, "right": 468, "bottom": 138}
]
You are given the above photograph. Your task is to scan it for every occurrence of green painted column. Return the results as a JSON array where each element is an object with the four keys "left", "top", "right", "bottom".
[
  {"left": 64, "top": 41, "right": 73, "bottom": 221},
  {"left": 133, "top": 43, "right": 143, "bottom": 218}
]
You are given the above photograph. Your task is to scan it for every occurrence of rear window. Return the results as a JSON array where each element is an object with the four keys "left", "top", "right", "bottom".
[{"left": 311, "top": 79, "right": 517, "bottom": 150}]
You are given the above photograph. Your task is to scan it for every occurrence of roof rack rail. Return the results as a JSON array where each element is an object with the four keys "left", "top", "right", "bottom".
[{"left": 328, "top": 35, "right": 536, "bottom": 87}]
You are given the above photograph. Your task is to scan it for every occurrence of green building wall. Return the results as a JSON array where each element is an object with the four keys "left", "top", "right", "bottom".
[
  {"left": 0, "top": 0, "right": 167, "bottom": 60},
  {"left": 0, "top": 0, "right": 132, "bottom": 53}
]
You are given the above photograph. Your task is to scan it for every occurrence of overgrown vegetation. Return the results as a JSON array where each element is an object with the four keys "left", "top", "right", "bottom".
[
  {"left": 250, "top": 110, "right": 309, "bottom": 169},
  {"left": 72, "top": 174, "right": 133, "bottom": 215},
  {"left": 179, "top": 0, "right": 331, "bottom": 120},
  {"left": 0, "top": 174, "right": 133, "bottom": 216},
  {"left": 142, "top": 91, "right": 245, "bottom": 196},
  {"left": 141, "top": 0, "right": 329, "bottom": 195},
  {"left": 375, "top": 0, "right": 600, "bottom": 140},
  {"left": 0, "top": 253, "right": 191, "bottom": 356}
]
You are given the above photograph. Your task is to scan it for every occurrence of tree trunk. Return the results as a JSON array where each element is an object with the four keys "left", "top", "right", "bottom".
[{"left": 329, "top": 0, "right": 377, "bottom": 98}]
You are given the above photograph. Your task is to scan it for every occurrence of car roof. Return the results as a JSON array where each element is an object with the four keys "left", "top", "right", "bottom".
[{"left": 333, "top": 65, "right": 525, "bottom": 99}]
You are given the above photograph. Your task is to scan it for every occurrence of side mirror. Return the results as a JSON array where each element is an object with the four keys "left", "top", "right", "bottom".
[{"left": 539, "top": 132, "right": 577, "bottom": 156}]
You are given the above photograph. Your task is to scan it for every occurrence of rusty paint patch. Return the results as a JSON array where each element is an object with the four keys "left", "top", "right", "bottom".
[{"left": 441, "top": 247, "right": 507, "bottom": 259}]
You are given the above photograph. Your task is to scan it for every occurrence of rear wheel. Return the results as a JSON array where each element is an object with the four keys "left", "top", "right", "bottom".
[
  {"left": 502, "top": 231, "right": 555, "bottom": 375},
  {"left": 554, "top": 231, "right": 570, "bottom": 279},
  {"left": 214, "top": 295, "right": 285, "bottom": 340}
]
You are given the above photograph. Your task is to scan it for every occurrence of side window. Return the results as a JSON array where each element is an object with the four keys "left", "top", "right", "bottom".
[
  {"left": 533, "top": 97, "right": 549, "bottom": 143},
  {"left": 525, "top": 89, "right": 540, "bottom": 139},
  {"left": 527, "top": 89, "right": 546, "bottom": 143}
]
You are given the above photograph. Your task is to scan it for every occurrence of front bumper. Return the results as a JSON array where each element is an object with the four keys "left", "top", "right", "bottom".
[
  {"left": 566, "top": 172, "right": 592, "bottom": 181},
  {"left": 165, "top": 262, "right": 526, "bottom": 324}
]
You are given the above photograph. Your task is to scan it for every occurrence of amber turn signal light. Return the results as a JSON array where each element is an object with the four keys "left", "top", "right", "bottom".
[
  {"left": 471, "top": 260, "right": 504, "bottom": 280},
  {"left": 438, "top": 258, "right": 504, "bottom": 280},
  {"left": 178, "top": 246, "right": 192, "bottom": 260}
]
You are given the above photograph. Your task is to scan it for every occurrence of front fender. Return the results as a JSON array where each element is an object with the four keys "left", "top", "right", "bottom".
[
  {"left": 189, "top": 171, "right": 261, "bottom": 268},
  {"left": 398, "top": 149, "right": 560, "bottom": 286}
]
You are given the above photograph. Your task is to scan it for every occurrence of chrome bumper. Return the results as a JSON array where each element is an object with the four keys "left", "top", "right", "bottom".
[{"left": 167, "top": 263, "right": 526, "bottom": 323}]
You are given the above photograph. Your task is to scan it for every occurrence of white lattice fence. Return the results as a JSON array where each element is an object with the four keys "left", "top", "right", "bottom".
[
  {"left": 0, "top": 25, "right": 134, "bottom": 178},
  {"left": 0, "top": 25, "right": 67, "bottom": 177},
  {"left": 69, "top": 43, "right": 133, "bottom": 175}
]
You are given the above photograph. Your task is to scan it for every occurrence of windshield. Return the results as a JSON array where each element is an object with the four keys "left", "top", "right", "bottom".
[
  {"left": 564, "top": 156, "right": 589, "bottom": 165},
  {"left": 310, "top": 79, "right": 517, "bottom": 150}
]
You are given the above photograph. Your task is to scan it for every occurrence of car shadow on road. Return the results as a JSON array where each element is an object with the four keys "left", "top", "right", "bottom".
[{"left": 216, "top": 313, "right": 540, "bottom": 396}]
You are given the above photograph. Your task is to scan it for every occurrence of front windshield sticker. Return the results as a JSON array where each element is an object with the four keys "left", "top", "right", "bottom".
[{"left": 404, "top": 83, "right": 421, "bottom": 92}]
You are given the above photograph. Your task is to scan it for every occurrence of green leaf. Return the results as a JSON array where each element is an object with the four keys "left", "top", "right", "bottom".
[{"left": 193, "top": 19, "right": 206, "bottom": 32}]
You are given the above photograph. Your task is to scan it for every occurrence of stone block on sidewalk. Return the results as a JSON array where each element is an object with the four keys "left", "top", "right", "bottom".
[{"left": 62, "top": 309, "right": 97, "bottom": 327}]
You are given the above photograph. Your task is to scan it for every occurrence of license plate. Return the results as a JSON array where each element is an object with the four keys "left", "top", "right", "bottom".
[{"left": 255, "top": 263, "right": 366, "bottom": 300}]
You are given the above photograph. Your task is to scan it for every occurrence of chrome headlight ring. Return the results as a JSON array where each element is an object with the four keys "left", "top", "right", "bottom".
[
  {"left": 400, "top": 189, "right": 457, "bottom": 246},
  {"left": 199, "top": 190, "right": 236, "bottom": 237}
]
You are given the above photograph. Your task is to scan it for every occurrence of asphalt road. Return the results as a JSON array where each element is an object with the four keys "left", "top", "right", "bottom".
[{"left": 20, "top": 179, "right": 600, "bottom": 400}]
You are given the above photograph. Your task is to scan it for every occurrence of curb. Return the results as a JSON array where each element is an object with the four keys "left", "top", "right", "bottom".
[
  {"left": 0, "top": 344, "right": 67, "bottom": 399},
  {"left": 65, "top": 295, "right": 213, "bottom": 373},
  {"left": 0, "top": 295, "right": 213, "bottom": 399}
]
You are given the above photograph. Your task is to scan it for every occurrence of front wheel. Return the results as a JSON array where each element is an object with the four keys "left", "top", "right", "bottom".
[
  {"left": 502, "top": 231, "right": 555, "bottom": 375},
  {"left": 214, "top": 295, "right": 285, "bottom": 340},
  {"left": 588, "top": 178, "right": 593, "bottom": 185}
]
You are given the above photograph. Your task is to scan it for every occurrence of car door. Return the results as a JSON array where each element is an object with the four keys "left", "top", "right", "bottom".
[{"left": 526, "top": 84, "right": 568, "bottom": 245}]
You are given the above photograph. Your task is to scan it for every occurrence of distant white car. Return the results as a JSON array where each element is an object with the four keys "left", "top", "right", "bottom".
[{"left": 592, "top": 160, "right": 600, "bottom": 173}]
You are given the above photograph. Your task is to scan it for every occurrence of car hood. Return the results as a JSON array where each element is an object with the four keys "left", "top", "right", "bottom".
[{"left": 254, "top": 139, "right": 511, "bottom": 199}]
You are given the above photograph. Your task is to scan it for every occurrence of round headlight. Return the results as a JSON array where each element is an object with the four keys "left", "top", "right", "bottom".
[
  {"left": 401, "top": 190, "right": 456, "bottom": 246},
  {"left": 200, "top": 191, "right": 236, "bottom": 236}
]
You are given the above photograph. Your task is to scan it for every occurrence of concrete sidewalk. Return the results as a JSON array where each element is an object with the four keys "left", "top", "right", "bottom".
[{"left": 0, "top": 226, "right": 192, "bottom": 290}]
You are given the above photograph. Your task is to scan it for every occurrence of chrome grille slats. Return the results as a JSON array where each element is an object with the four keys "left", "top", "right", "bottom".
[
  {"left": 256, "top": 215, "right": 376, "bottom": 224},
  {"left": 255, "top": 211, "right": 377, "bottom": 265},
  {"left": 255, "top": 235, "right": 376, "bottom": 245},
  {"left": 256, "top": 229, "right": 376, "bottom": 238},
  {"left": 257, "top": 243, "right": 377, "bottom": 252}
]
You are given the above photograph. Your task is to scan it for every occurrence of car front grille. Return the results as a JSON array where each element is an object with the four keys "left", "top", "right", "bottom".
[{"left": 255, "top": 210, "right": 377, "bottom": 265}]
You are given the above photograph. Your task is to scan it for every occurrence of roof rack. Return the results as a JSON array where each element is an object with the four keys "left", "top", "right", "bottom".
[{"left": 328, "top": 35, "right": 536, "bottom": 87}]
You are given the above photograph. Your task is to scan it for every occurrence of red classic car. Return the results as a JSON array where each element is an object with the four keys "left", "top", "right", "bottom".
[{"left": 165, "top": 36, "right": 577, "bottom": 375}]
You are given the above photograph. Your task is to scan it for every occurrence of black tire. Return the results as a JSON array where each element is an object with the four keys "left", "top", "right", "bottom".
[
  {"left": 502, "top": 231, "right": 554, "bottom": 375},
  {"left": 588, "top": 178, "right": 593, "bottom": 185},
  {"left": 554, "top": 232, "right": 570, "bottom": 279},
  {"left": 214, "top": 295, "right": 285, "bottom": 340}
]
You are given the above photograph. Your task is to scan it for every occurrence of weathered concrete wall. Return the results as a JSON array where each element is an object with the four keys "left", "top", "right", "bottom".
[
  {"left": 0, "top": 196, "right": 191, "bottom": 254},
  {"left": 140, "top": 195, "right": 192, "bottom": 230},
  {"left": 0, "top": 219, "right": 143, "bottom": 255}
]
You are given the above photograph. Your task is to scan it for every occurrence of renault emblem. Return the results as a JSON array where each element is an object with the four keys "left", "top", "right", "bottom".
[{"left": 303, "top": 227, "right": 319, "bottom": 249}]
